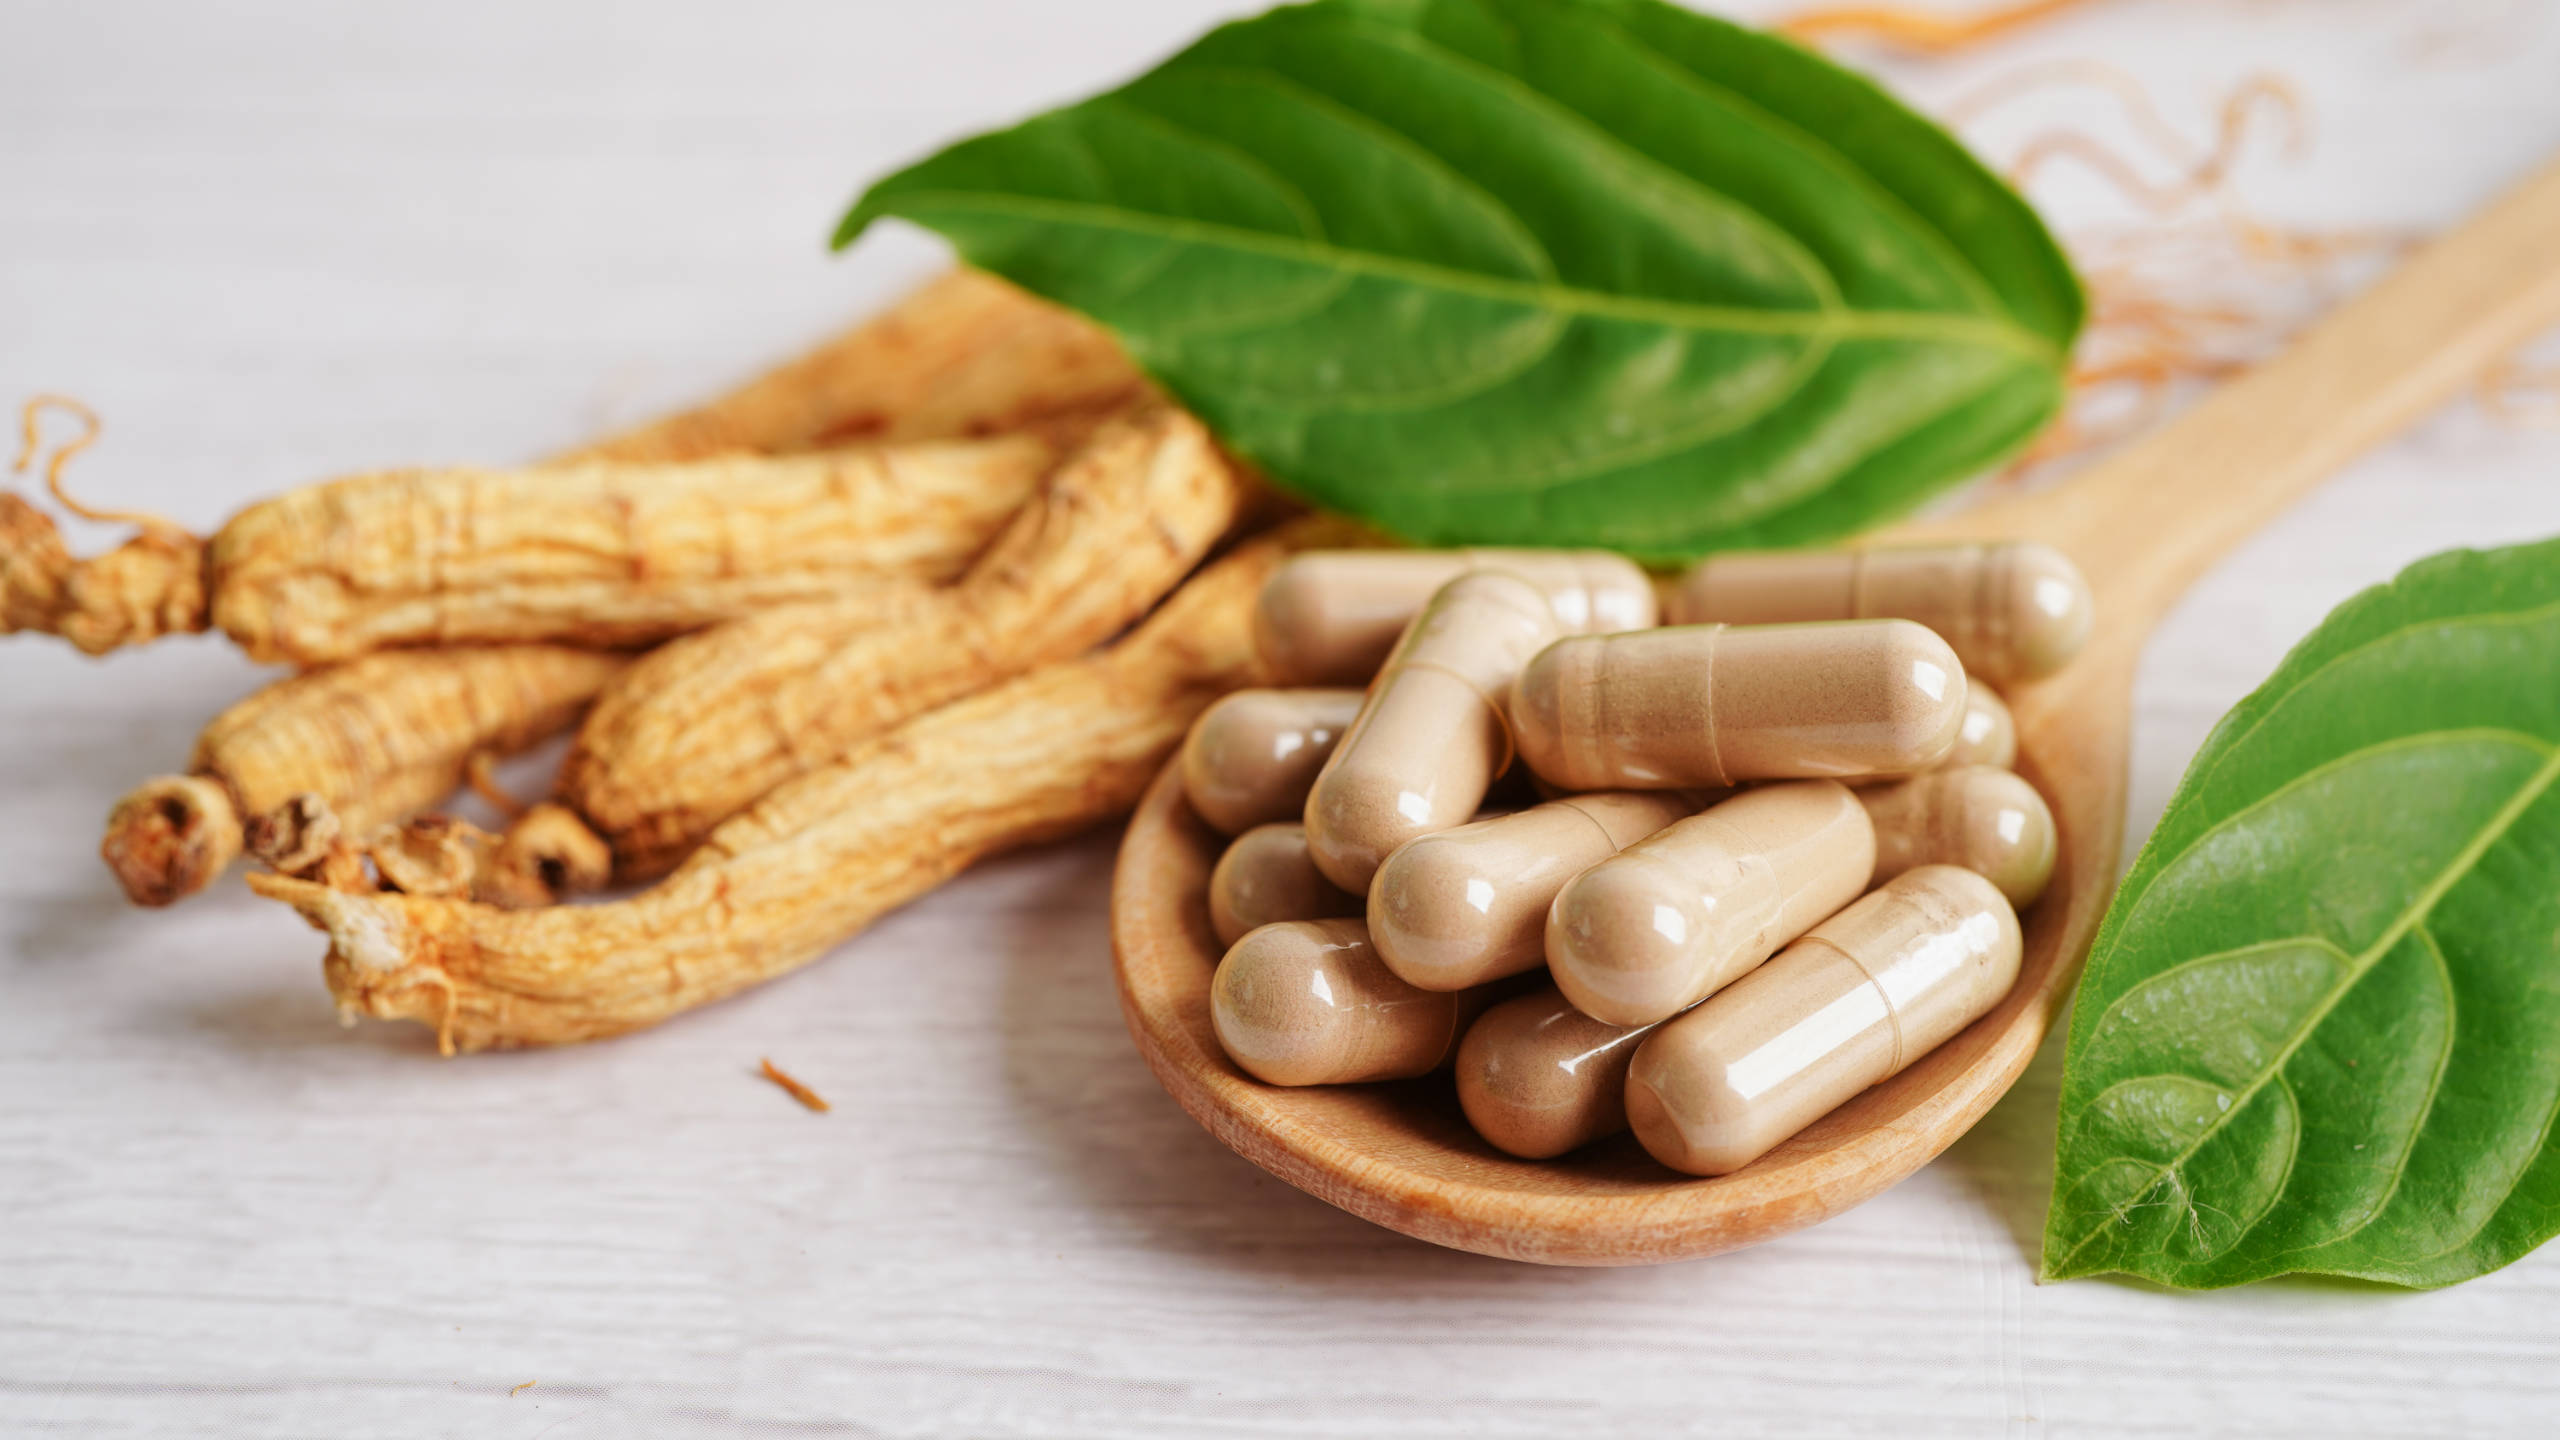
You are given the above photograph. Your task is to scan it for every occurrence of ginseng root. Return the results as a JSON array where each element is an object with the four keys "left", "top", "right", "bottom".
[
  {"left": 572, "top": 268, "right": 1144, "bottom": 463},
  {"left": 11, "top": 434, "right": 1063, "bottom": 664},
  {"left": 491, "top": 803, "right": 614, "bottom": 900},
  {"left": 3, "top": 398, "right": 206, "bottom": 654},
  {"left": 559, "top": 402, "right": 1252, "bottom": 879},
  {"left": 100, "top": 645, "right": 627, "bottom": 906},
  {"left": 95, "top": 270, "right": 1101, "bottom": 903},
  {"left": 247, "top": 533, "right": 1290, "bottom": 1053},
  {"left": 11, "top": 269, "right": 1144, "bottom": 664}
]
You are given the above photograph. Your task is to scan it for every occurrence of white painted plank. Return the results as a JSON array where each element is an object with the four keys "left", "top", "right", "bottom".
[{"left": 4, "top": 2, "right": 2559, "bottom": 1436}]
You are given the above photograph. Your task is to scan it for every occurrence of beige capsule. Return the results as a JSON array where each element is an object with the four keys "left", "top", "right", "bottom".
[
  {"left": 1211, "top": 918, "right": 1486, "bottom": 1086},
  {"left": 1857, "top": 765, "right": 2057, "bottom": 908},
  {"left": 1208, "top": 823, "right": 1363, "bottom": 947},
  {"left": 1944, "top": 680, "right": 2017, "bottom": 771},
  {"left": 1626, "top": 865, "right": 2022, "bottom": 1176},
  {"left": 1546, "top": 780, "right": 1876, "bottom": 1027},
  {"left": 1369, "top": 791, "right": 1699, "bottom": 992},
  {"left": 1670, "top": 541, "right": 2094, "bottom": 685},
  {"left": 1181, "top": 688, "right": 1366, "bottom": 835},
  {"left": 1254, "top": 549, "right": 1655, "bottom": 686},
  {"left": 1511, "top": 620, "right": 1966, "bottom": 792},
  {"left": 1303, "top": 571, "right": 1561, "bottom": 893},
  {"left": 1456, "top": 984, "right": 1664, "bottom": 1159}
]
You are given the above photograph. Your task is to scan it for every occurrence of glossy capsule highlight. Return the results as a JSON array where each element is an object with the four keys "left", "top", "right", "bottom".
[
  {"left": 1253, "top": 549, "right": 1655, "bottom": 686},
  {"left": 1303, "top": 570, "right": 1560, "bottom": 893},
  {"left": 1943, "top": 681, "right": 2017, "bottom": 771},
  {"left": 1511, "top": 620, "right": 1967, "bottom": 792},
  {"left": 1457, "top": 984, "right": 1663, "bottom": 1159},
  {"left": 1545, "top": 780, "right": 1877, "bottom": 1027},
  {"left": 1626, "top": 866, "right": 2022, "bottom": 1176},
  {"left": 1181, "top": 688, "right": 1365, "bottom": 835},
  {"left": 1369, "top": 791, "right": 1699, "bottom": 992},
  {"left": 1858, "top": 765, "right": 2058, "bottom": 908},
  {"left": 1670, "top": 541, "right": 2093, "bottom": 685},
  {"left": 1211, "top": 918, "right": 1486, "bottom": 1086},
  {"left": 1208, "top": 823, "right": 1363, "bottom": 948}
]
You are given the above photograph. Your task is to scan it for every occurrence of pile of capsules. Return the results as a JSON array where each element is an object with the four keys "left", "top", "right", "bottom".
[{"left": 1175, "top": 540, "right": 2092, "bottom": 1177}]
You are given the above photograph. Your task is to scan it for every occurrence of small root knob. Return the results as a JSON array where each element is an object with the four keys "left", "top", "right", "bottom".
[
  {"left": 101, "top": 775, "right": 242, "bottom": 906},
  {"left": 494, "top": 803, "right": 614, "bottom": 903}
]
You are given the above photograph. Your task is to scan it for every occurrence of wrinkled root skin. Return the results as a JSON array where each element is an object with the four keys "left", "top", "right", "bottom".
[
  {"left": 253, "top": 879, "right": 571, "bottom": 1056},
  {"left": 568, "top": 269, "right": 1145, "bottom": 465},
  {"left": 562, "top": 404, "right": 1248, "bottom": 881},
  {"left": 495, "top": 804, "right": 613, "bottom": 898},
  {"left": 2, "top": 494, "right": 210, "bottom": 656},
  {"left": 100, "top": 776, "right": 242, "bottom": 907},
  {"left": 248, "top": 534, "right": 1295, "bottom": 1054}
]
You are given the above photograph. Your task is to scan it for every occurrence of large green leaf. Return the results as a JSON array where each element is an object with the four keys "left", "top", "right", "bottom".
[
  {"left": 835, "top": 0, "right": 2079, "bottom": 560},
  {"left": 2046, "top": 537, "right": 2560, "bottom": 1289}
]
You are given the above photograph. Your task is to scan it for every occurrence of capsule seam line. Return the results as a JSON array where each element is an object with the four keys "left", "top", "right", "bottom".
[
  {"left": 1808, "top": 933, "right": 1908, "bottom": 1073},
  {"left": 1700, "top": 623, "right": 1730, "bottom": 789},
  {"left": 1975, "top": 543, "right": 2006, "bottom": 661},
  {"left": 1400, "top": 658, "right": 1519, "bottom": 775},
  {"left": 1554, "top": 797, "right": 1626, "bottom": 854},
  {"left": 1847, "top": 546, "right": 1876, "bottom": 621}
]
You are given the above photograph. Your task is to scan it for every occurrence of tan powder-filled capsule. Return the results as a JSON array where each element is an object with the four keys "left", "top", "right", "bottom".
[
  {"left": 1181, "top": 688, "right": 1366, "bottom": 835},
  {"left": 1546, "top": 780, "right": 1876, "bottom": 1027},
  {"left": 1208, "top": 823, "right": 1363, "bottom": 947},
  {"left": 1211, "top": 918, "right": 1486, "bottom": 1086},
  {"left": 1626, "top": 865, "right": 2022, "bottom": 1176},
  {"left": 1456, "top": 984, "right": 1663, "bottom": 1159},
  {"left": 1858, "top": 765, "right": 2057, "bottom": 908},
  {"left": 1670, "top": 541, "right": 2094, "bottom": 685},
  {"left": 1303, "top": 571, "right": 1561, "bottom": 893},
  {"left": 1943, "top": 680, "right": 2017, "bottom": 771},
  {"left": 1370, "top": 791, "right": 1698, "bottom": 992},
  {"left": 1254, "top": 549, "right": 1655, "bottom": 685},
  {"left": 1511, "top": 620, "right": 1966, "bottom": 792}
]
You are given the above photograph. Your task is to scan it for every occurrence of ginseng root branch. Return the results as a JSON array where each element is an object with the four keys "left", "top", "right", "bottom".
[
  {"left": 249, "top": 533, "right": 1294, "bottom": 1053},
  {"left": 560, "top": 402, "right": 1252, "bottom": 879},
  {"left": 101, "top": 646, "right": 627, "bottom": 906}
]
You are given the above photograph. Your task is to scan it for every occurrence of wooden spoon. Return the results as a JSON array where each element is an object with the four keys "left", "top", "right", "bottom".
[{"left": 1110, "top": 157, "right": 2560, "bottom": 1265}]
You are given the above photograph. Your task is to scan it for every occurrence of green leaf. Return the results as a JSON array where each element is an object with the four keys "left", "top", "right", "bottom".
[
  {"left": 834, "top": 0, "right": 2080, "bottom": 560},
  {"left": 2045, "top": 536, "right": 2560, "bottom": 1289}
]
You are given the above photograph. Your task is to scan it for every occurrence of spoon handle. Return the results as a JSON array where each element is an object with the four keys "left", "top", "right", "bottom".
[{"left": 1918, "top": 153, "right": 2560, "bottom": 628}]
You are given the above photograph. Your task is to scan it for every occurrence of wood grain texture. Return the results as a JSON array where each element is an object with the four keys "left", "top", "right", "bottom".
[{"left": 7, "top": 0, "right": 2560, "bottom": 1435}]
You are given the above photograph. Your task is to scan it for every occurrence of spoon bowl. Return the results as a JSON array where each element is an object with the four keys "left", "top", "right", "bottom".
[{"left": 1110, "top": 158, "right": 2560, "bottom": 1264}]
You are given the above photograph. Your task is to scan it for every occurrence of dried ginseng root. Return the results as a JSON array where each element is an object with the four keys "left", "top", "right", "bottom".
[
  {"left": 572, "top": 268, "right": 1145, "bottom": 463},
  {"left": 249, "top": 533, "right": 1289, "bottom": 1054},
  {"left": 8, "top": 433, "right": 1066, "bottom": 665},
  {"left": 100, "top": 645, "right": 627, "bottom": 906},
  {"left": 3, "top": 397, "right": 206, "bottom": 655},
  {"left": 250, "top": 806, "right": 558, "bottom": 910},
  {"left": 559, "top": 402, "right": 1252, "bottom": 879},
  {"left": 92, "top": 271, "right": 1105, "bottom": 904},
  {"left": 1778, "top": 0, "right": 2093, "bottom": 53},
  {"left": 491, "top": 802, "right": 614, "bottom": 901}
]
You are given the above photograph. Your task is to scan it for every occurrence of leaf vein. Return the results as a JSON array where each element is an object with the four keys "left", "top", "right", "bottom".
[
  {"left": 876, "top": 191, "right": 2057, "bottom": 358},
  {"left": 2054, "top": 744, "right": 2560, "bottom": 1276},
  {"left": 2115, "top": 598, "right": 2560, "bottom": 922},
  {"left": 1561, "top": 1, "right": 2007, "bottom": 320},
  {"left": 2112, "top": 727, "right": 2560, "bottom": 928},
  {"left": 1303, "top": 10, "right": 1846, "bottom": 311}
]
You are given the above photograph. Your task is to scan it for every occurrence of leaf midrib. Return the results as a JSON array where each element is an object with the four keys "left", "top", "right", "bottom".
[
  {"left": 867, "top": 189, "right": 2060, "bottom": 360},
  {"left": 2113, "top": 596, "right": 2560, "bottom": 927},
  {"left": 2051, "top": 737, "right": 2560, "bottom": 1279}
]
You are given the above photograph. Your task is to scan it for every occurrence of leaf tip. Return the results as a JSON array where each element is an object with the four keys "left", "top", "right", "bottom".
[{"left": 828, "top": 199, "right": 882, "bottom": 254}]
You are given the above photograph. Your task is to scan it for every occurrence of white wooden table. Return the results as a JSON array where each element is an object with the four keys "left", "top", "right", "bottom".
[{"left": 6, "top": 3, "right": 2560, "bottom": 1435}]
